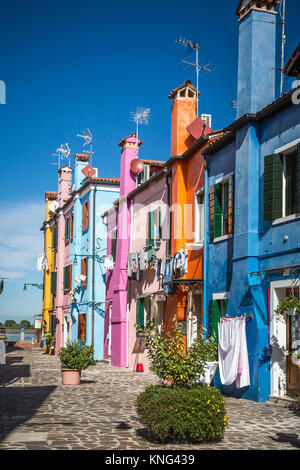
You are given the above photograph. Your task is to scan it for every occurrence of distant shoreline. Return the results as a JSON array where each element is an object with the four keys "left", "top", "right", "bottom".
[{"left": 1, "top": 328, "right": 35, "bottom": 334}]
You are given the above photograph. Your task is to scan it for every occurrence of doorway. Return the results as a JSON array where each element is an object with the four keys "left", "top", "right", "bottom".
[
  {"left": 187, "top": 292, "right": 202, "bottom": 348},
  {"left": 270, "top": 281, "right": 300, "bottom": 397}
]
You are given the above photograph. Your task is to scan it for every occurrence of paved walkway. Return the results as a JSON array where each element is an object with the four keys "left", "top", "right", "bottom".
[{"left": 0, "top": 346, "right": 299, "bottom": 450}]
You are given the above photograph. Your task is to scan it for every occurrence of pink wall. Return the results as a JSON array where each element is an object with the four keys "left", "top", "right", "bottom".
[
  {"left": 127, "top": 173, "right": 168, "bottom": 371},
  {"left": 54, "top": 166, "right": 73, "bottom": 356},
  {"left": 103, "top": 135, "right": 141, "bottom": 368}
]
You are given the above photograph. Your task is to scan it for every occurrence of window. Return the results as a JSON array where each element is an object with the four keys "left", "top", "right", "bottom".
[
  {"left": 111, "top": 228, "right": 117, "bottom": 262},
  {"left": 82, "top": 200, "right": 89, "bottom": 232},
  {"left": 50, "top": 313, "right": 56, "bottom": 336},
  {"left": 264, "top": 145, "right": 300, "bottom": 221},
  {"left": 81, "top": 258, "right": 88, "bottom": 287},
  {"left": 50, "top": 271, "right": 57, "bottom": 295},
  {"left": 53, "top": 225, "right": 58, "bottom": 250},
  {"left": 70, "top": 213, "right": 74, "bottom": 240},
  {"left": 147, "top": 208, "right": 161, "bottom": 247},
  {"left": 65, "top": 216, "right": 70, "bottom": 242},
  {"left": 209, "top": 298, "right": 228, "bottom": 341},
  {"left": 63, "top": 264, "right": 72, "bottom": 291},
  {"left": 78, "top": 313, "right": 87, "bottom": 342},
  {"left": 209, "top": 176, "right": 234, "bottom": 241},
  {"left": 137, "top": 296, "right": 151, "bottom": 330},
  {"left": 195, "top": 191, "right": 205, "bottom": 242}
]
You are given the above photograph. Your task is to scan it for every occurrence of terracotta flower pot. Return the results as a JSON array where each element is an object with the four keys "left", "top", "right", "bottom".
[{"left": 61, "top": 368, "right": 81, "bottom": 385}]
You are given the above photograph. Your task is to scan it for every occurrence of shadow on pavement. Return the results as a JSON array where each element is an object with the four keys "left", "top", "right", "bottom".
[
  {"left": 270, "top": 433, "right": 300, "bottom": 449},
  {"left": 0, "top": 386, "right": 56, "bottom": 443},
  {"left": 0, "top": 363, "right": 30, "bottom": 386}
]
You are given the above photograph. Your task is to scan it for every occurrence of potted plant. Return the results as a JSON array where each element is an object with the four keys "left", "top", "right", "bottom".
[
  {"left": 275, "top": 295, "right": 300, "bottom": 317},
  {"left": 59, "top": 341, "right": 96, "bottom": 385}
]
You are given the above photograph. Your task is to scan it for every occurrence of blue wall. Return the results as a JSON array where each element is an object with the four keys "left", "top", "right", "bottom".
[
  {"left": 206, "top": 100, "right": 300, "bottom": 402},
  {"left": 70, "top": 184, "right": 119, "bottom": 360}
]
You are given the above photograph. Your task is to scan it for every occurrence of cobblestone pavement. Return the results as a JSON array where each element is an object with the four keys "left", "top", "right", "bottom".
[{"left": 0, "top": 347, "right": 299, "bottom": 451}]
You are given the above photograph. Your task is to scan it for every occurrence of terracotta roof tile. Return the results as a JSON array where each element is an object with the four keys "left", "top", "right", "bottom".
[
  {"left": 88, "top": 177, "right": 120, "bottom": 184},
  {"left": 284, "top": 43, "right": 300, "bottom": 77},
  {"left": 45, "top": 191, "right": 57, "bottom": 201}
]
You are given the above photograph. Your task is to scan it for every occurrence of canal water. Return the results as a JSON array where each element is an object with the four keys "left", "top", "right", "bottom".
[{"left": 6, "top": 333, "right": 35, "bottom": 342}]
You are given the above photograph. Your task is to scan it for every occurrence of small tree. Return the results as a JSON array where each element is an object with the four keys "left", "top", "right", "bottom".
[
  {"left": 4, "top": 319, "right": 17, "bottom": 328},
  {"left": 20, "top": 320, "right": 31, "bottom": 328},
  {"left": 140, "top": 315, "right": 218, "bottom": 386}
]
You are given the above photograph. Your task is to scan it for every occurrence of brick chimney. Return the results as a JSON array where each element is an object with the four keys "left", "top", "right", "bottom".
[
  {"left": 58, "top": 165, "right": 72, "bottom": 208},
  {"left": 169, "top": 80, "right": 198, "bottom": 157}
]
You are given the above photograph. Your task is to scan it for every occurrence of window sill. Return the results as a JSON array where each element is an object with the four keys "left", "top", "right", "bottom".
[
  {"left": 186, "top": 242, "right": 204, "bottom": 249},
  {"left": 272, "top": 214, "right": 300, "bottom": 226},
  {"left": 212, "top": 234, "right": 233, "bottom": 244}
]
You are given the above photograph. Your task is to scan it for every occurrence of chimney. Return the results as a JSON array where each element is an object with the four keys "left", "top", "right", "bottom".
[
  {"left": 117, "top": 133, "right": 142, "bottom": 197},
  {"left": 169, "top": 80, "right": 198, "bottom": 157},
  {"left": 58, "top": 165, "right": 72, "bottom": 208},
  {"left": 45, "top": 191, "right": 58, "bottom": 220},
  {"left": 236, "top": 0, "right": 279, "bottom": 118},
  {"left": 74, "top": 154, "right": 90, "bottom": 191}
]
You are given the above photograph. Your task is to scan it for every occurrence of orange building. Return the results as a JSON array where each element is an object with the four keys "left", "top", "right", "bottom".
[{"left": 164, "top": 80, "right": 223, "bottom": 346}]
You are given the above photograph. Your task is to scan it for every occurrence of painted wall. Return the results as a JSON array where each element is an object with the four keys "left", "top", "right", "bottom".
[{"left": 127, "top": 173, "right": 169, "bottom": 371}]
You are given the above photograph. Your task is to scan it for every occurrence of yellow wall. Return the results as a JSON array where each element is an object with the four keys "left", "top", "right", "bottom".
[{"left": 42, "top": 200, "right": 55, "bottom": 334}]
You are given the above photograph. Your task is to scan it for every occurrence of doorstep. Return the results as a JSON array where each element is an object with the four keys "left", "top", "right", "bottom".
[{"left": 268, "top": 395, "right": 300, "bottom": 411}]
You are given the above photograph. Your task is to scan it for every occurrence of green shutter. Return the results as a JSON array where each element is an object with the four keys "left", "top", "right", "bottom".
[
  {"left": 51, "top": 271, "right": 57, "bottom": 295},
  {"left": 264, "top": 154, "right": 283, "bottom": 220},
  {"left": 223, "top": 181, "right": 229, "bottom": 235},
  {"left": 64, "top": 266, "right": 68, "bottom": 290},
  {"left": 51, "top": 314, "right": 56, "bottom": 336},
  {"left": 148, "top": 211, "right": 154, "bottom": 246},
  {"left": 295, "top": 144, "right": 300, "bottom": 214},
  {"left": 138, "top": 298, "right": 145, "bottom": 327},
  {"left": 214, "top": 184, "right": 222, "bottom": 238},
  {"left": 53, "top": 226, "right": 58, "bottom": 249},
  {"left": 65, "top": 218, "right": 70, "bottom": 241},
  {"left": 209, "top": 299, "right": 221, "bottom": 342},
  {"left": 158, "top": 208, "right": 162, "bottom": 241}
]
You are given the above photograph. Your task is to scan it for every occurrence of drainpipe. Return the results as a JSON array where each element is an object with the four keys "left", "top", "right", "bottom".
[
  {"left": 203, "top": 155, "right": 209, "bottom": 338},
  {"left": 91, "top": 186, "right": 96, "bottom": 350}
]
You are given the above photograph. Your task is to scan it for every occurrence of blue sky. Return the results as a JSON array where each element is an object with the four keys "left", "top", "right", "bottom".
[{"left": 0, "top": 0, "right": 299, "bottom": 323}]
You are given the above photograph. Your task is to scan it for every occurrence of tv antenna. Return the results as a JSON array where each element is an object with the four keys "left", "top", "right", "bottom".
[
  {"left": 176, "top": 37, "right": 214, "bottom": 117},
  {"left": 130, "top": 107, "right": 150, "bottom": 156},
  {"left": 50, "top": 143, "right": 71, "bottom": 192},
  {"left": 77, "top": 128, "right": 94, "bottom": 167}
]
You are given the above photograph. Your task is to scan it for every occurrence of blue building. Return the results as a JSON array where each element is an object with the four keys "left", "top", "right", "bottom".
[
  {"left": 203, "top": 1, "right": 300, "bottom": 402},
  {"left": 69, "top": 154, "right": 120, "bottom": 360}
]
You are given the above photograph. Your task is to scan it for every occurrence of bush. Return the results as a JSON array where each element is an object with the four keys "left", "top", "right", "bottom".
[
  {"left": 139, "top": 316, "right": 218, "bottom": 386},
  {"left": 136, "top": 384, "right": 228, "bottom": 443},
  {"left": 59, "top": 341, "right": 96, "bottom": 370}
]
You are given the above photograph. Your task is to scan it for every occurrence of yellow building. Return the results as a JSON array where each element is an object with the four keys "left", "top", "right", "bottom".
[{"left": 40, "top": 191, "right": 58, "bottom": 338}]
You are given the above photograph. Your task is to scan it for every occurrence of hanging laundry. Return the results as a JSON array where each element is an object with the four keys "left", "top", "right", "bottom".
[
  {"left": 139, "top": 250, "right": 148, "bottom": 271},
  {"left": 127, "top": 253, "right": 133, "bottom": 278},
  {"left": 163, "top": 258, "right": 172, "bottom": 294},
  {"left": 136, "top": 253, "right": 142, "bottom": 281},
  {"left": 173, "top": 248, "right": 188, "bottom": 278},
  {"left": 104, "top": 255, "right": 114, "bottom": 271},
  {"left": 147, "top": 247, "right": 156, "bottom": 267},
  {"left": 37, "top": 253, "right": 44, "bottom": 271},
  {"left": 218, "top": 317, "right": 250, "bottom": 389},
  {"left": 157, "top": 259, "right": 162, "bottom": 281}
]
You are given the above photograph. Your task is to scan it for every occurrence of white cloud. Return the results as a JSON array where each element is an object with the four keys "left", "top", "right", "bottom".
[{"left": 0, "top": 202, "right": 45, "bottom": 279}]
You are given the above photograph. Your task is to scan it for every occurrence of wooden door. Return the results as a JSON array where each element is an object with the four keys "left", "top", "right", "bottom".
[
  {"left": 78, "top": 313, "right": 87, "bottom": 342},
  {"left": 286, "top": 288, "right": 300, "bottom": 396}
]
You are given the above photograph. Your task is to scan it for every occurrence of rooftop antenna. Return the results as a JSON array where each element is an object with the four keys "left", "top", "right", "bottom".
[
  {"left": 130, "top": 107, "right": 150, "bottom": 156},
  {"left": 176, "top": 37, "right": 213, "bottom": 117},
  {"left": 50, "top": 143, "right": 71, "bottom": 192},
  {"left": 279, "top": 0, "right": 286, "bottom": 97},
  {"left": 77, "top": 128, "right": 93, "bottom": 167}
]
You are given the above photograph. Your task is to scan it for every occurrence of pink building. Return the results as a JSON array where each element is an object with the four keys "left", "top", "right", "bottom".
[
  {"left": 103, "top": 134, "right": 166, "bottom": 370},
  {"left": 54, "top": 165, "right": 73, "bottom": 355}
]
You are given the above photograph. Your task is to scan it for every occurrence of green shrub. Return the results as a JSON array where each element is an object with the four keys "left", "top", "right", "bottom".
[
  {"left": 139, "top": 316, "right": 218, "bottom": 386},
  {"left": 136, "top": 384, "right": 228, "bottom": 443},
  {"left": 59, "top": 341, "right": 96, "bottom": 370}
]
